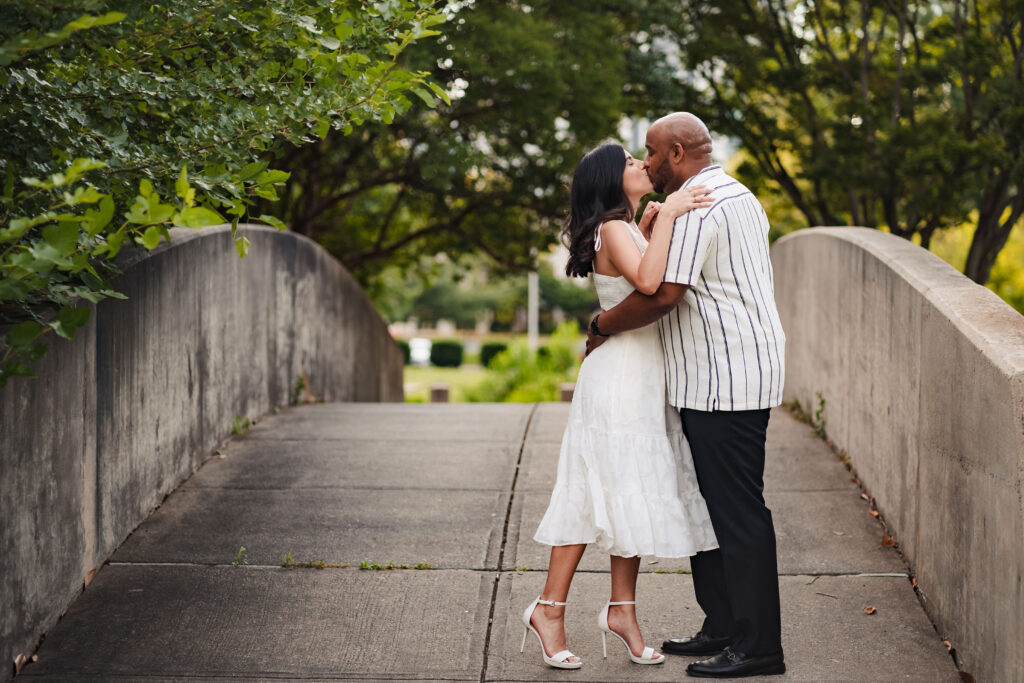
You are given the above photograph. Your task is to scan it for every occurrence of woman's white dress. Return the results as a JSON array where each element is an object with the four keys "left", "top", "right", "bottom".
[{"left": 533, "top": 221, "right": 719, "bottom": 558}]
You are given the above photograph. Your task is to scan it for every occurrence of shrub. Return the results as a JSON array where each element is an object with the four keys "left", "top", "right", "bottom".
[
  {"left": 466, "top": 322, "right": 581, "bottom": 402},
  {"left": 430, "top": 339, "right": 463, "bottom": 368},
  {"left": 396, "top": 339, "right": 411, "bottom": 365},
  {"left": 480, "top": 342, "right": 508, "bottom": 368}
]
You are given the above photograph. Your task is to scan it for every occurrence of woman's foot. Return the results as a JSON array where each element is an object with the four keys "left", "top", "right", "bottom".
[
  {"left": 530, "top": 600, "right": 582, "bottom": 665},
  {"left": 605, "top": 603, "right": 653, "bottom": 658}
]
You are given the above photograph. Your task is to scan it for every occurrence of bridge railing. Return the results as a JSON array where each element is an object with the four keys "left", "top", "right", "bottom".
[
  {"left": 772, "top": 227, "right": 1024, "bottom": 683},
  {"left": 0, "top": 225, "right": 403, "bottom": 677}
]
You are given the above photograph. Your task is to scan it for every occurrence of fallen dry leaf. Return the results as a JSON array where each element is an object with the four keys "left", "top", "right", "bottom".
[
  {"left": 832, "top": 531, "right": 846, "bottom": 536},
  {"left": 869, "top": 510, "right": 880, "bottom": 518},
  {"left": 864, "top": 606, "right": 877, "bottom": 615},
  {"left": 881, "top": 535, "right": 897, "bottom": 547},
  {"left": 860, "top": 493, "right": 871, "bottom": 502},
  {"left": 944, "top": 640, "right": 953, "bottom": 651},
  {"left": 911, "top": 576, "right": 918, "bottom": 588}
]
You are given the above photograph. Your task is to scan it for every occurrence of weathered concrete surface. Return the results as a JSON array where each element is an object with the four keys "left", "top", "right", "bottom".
[
  {"left": 16, "top": 403, "right": 956, "bottom": 681},
  {"left": 19, "top": 564, "right": 490, "bottom": 681},
  {"left": 773, "top": 227, "right": 1024, "bottom": 682},
  {"left": 0, "top": 226, "right": 403, "bottom": 680}
]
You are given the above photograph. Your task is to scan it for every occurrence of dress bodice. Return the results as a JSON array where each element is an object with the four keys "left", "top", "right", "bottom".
[{"left": 591, "top": 220, "right": 648, "bottom": 309}]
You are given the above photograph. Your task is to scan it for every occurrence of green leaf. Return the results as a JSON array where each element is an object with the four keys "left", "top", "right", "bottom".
[
  {"left": 237, "top": 162, "right": 267, "bottom": 181},
  {"left": 174, "top": 206, "right": 225, "bottom": 228},
  {"left": 48, "top": 305, "right": 91, "bottom": 340},
  {"left": 140, "top": 225, "right": 163, "bottom": 250},
  {"left": 235, "top": 235, "right": 251, "bottom": 258},
  {"left": 257, "top": 214, "right": 287, "bottom": 231},
  {"left": 316, "top": 34, "right": 341, "bottom": 50},
  {"left": 63, "top": 158, "right": 106, "bottom": 185},
  {"left": 64, "top": 185, "right": 103, "bottom": 205},
  {"left": 126, "top": 193, "right": 173, "bottom": 225},
  {"left": 82, "top": 195, "right": 115, "bottom": 236},
  {"left": 256, "top": 169, "right": 290, "bottom": 185},
  {"left": 139, "top": 179, "right": 153, "bottom": 198},
  {"left": 175, "top": 166, "right": 195, "bottom": 206},
  {"left": 5, "top": 320, "right": 42, "bottom": 348},
  {"left": 42, "top": 222, "right": 80, "bottom": 255},
  {"left": 104, "top": 228, "right": 126, "bottom": 258},
  {"left": 427, "top": 81, "right": 451, "bottom": 105},
  {"left": 410, "top": 86, "right": 436, "bottom": 108}
]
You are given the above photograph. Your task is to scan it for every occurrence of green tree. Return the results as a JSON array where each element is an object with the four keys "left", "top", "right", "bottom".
[
  {"left": 627, "top": 0, "right": 1023, "bottom": 285},
  {"left": 0, "top": 0, "right": 447, "bottom": 385},
  {"left": 260, "top": 0, "right": 629, "bottom": 289}
]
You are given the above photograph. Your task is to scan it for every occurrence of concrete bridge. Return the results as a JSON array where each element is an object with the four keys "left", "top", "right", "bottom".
[{"left": 2, "top": 225, "right": 1022, "bottom": 681}]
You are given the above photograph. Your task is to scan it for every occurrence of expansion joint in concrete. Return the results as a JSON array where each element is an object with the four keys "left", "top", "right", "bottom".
[{"left": 479, "top": 402, "right": 538, "bottom": 683}]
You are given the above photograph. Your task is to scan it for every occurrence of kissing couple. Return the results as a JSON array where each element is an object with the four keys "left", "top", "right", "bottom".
[{"left": 521, "top": 112, "right": 788, "bottom": 679}]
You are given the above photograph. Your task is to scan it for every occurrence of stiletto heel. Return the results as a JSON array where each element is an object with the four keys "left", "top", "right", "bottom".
[
  {"left": 520, "top": 596, "right": 583, "bottom": 669},
  {"left": 597, "top": 600, "right": 664, "bottom": 665}
]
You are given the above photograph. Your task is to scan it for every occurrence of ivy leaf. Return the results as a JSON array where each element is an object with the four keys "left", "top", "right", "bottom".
[
  {"left": 41, "top": 222, "right": 80, "bottom": 258},
  {"left": 5, "top": 320, "right": 42, "bottom": 349},
  {"left": 139, "top": 225, "right": 163, "bottom": 249},
  {"left": 82, "top": 195, "right": 115, "bottom": 236},
  {"left": 48, "top": 305, "right": 91, "bottom": 339},
  {"left": 235, "top": 235, "right": 250, "bottom": 258},
  {"left": 175, "top": 166, "right": 195, "bottom": 207}
]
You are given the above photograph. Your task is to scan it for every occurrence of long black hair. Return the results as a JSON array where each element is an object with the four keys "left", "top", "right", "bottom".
[{"left": 561, "top": 143, "right": 633, "bottom": 278}]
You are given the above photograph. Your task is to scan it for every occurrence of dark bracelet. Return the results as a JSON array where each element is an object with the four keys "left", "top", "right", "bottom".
[{"left": 589, "top": 314, "right": 610, "bottom": 338}]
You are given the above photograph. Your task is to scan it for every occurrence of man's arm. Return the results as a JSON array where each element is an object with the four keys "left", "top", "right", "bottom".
[{"left": 586, "top": 281, "right": 688, "bottom": 354}]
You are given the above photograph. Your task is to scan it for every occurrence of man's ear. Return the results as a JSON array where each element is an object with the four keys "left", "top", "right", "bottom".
[{"left": 670, "top": 142, "right": 685, "bottom": 165}]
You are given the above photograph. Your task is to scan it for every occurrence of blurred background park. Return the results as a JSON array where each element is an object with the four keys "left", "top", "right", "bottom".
[{"left": 2, "top": 0, "right": 1022, "bottom": 401}]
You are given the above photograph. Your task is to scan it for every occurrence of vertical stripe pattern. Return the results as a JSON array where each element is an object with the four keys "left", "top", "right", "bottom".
[{"left": 659, "top": 166, "right": 786, "bottom": 411}]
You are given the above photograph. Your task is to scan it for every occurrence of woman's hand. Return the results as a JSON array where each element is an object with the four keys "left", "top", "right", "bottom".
[
  {"left": 660, "top": 184, "right": 715, "bottom": 220},
  {"left": 637, "top": 200, "right": 661, "bottom": 239}
]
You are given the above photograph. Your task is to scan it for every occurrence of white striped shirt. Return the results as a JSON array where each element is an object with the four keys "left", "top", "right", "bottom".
[{"left": 659, "top": 165, "right": 786, "bottom": 411}]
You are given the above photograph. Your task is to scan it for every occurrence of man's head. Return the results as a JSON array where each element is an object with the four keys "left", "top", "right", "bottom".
[{"left": 643, "top": 112, "right": 713, "bottom": 193}]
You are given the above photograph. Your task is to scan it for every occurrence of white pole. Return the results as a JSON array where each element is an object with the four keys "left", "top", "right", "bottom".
[{"left": 527, "top": 270, "right": 539, "bottom": 351}]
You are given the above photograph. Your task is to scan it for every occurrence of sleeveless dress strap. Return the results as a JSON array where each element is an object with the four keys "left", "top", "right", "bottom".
[{"left": 596, "top": 220, "right": 648, "bottom": 256}]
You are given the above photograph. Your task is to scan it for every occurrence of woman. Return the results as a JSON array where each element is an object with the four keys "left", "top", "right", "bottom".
[{"left": 520, "top": 143, "right": 719, "bottom": 669}]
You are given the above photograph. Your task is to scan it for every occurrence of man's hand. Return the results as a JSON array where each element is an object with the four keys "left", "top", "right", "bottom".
[{"left": 585, "top": 312, "right": 609, "bottom": 356}]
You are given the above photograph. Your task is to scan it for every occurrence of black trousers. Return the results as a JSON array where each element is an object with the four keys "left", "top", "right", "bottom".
[{"left": 681, "top": 408, "right": 782, "bottom": 656}]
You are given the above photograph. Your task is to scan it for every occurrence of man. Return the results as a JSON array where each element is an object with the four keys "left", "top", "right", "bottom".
[{"left": 586, "top": 112, "right": 787, "bottom": 678}]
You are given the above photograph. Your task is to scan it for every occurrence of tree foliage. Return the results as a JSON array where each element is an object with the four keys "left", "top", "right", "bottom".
[
  {"left": 260, "top": 0, "right": 629, "bottom": 288},
  {"left": 0, "top": 0, "right": 447, "bottom": 386},
  {"left": 627, "top": 0, "right": 1023, "bottom": 285}
]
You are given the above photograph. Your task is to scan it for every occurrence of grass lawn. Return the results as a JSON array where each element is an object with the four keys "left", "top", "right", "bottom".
[{"left": 403, "top": 365, "right": 489, "bottom": 402}]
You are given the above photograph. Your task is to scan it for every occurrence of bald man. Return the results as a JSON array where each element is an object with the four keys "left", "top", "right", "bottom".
[{"left": 586, "top": 112, "right": 787, "bottom": 678}]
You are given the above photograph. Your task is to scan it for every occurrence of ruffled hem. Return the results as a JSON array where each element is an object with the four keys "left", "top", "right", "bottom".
[{"left": 533, "top": 482, "right": 718, "bottom": 557}]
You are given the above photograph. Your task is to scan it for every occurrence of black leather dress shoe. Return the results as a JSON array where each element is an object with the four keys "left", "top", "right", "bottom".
[
  {"left": 661, "top": 631, "right": 733, "bottom": 656},
  {"left": 686, "top": 647, "right": 786, "bottom": 678}
]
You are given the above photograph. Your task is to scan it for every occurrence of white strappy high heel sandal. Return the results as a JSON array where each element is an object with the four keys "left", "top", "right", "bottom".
[
  {"left": 597, "top": 600, "right": 665, "bottom": 665},
  {"left": 520, "top": 596, "right": 583, "bottom": 669}
]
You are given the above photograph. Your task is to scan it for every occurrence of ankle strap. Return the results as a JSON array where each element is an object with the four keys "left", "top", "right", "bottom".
[
  {"left": 608, "top": 600, "right": 636, "bottom": 605},
  {"left": 537, "top": 597, "right": 567, "bottom": 606}
]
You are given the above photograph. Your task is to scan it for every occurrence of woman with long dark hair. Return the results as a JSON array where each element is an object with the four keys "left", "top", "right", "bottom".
[{"left": 520, "top": 143, "right": 719, "bottom": 669}]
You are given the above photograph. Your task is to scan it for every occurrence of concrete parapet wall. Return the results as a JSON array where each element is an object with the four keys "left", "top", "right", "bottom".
[
  {"left": 0, "top": 225, "right": 403, "bottom": 676},
  {"left": 772, "top": 227, "right": 1024, "bottom": 682}
]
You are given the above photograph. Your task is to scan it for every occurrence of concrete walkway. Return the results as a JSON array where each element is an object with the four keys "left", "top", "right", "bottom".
[{"left": 18, "top": 404, "right": 957, "bottom": 681}]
